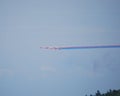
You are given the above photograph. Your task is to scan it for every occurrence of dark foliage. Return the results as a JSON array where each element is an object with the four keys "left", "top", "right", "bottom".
[{"left": 86, "top": 89, "right": 120, "bottom": 96}]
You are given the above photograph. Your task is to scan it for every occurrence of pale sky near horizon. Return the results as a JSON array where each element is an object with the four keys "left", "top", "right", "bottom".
[{"left": 0, "top": 0, "right": 120, "bottom": 96}]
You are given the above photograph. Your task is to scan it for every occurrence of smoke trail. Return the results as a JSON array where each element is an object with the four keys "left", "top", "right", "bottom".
[
  {"left": 40, "top": 44, "right": 120, "bottom": 50},
  {"left": 58, "top": 45, "right": 120, "bottom": 50}
]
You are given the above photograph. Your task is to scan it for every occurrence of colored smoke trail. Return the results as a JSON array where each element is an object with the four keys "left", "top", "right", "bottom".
[
  {"left": 40, "top": 44, "right": 120, "bottom": 50},
  {"left": 58, "top": 44, "right": 120, "bottom": 50}
]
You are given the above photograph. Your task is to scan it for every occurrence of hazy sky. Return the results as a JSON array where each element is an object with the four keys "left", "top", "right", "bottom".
[{"left": 0, "top": 0, "right": 120, "bottom": 96}]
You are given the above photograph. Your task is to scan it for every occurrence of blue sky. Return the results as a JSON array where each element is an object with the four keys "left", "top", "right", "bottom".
[{"left": 0, "top": 0, "right": 120, "bottom": 96}]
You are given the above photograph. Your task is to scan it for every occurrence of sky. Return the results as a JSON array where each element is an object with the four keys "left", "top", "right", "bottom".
[{"left": 0, "top": 0, "right": 120, "bottom": 96}]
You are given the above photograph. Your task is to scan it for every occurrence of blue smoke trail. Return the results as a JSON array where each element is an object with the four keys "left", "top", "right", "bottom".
[{"left": 58, "top": 44, "right": 120, "bottom": 50}]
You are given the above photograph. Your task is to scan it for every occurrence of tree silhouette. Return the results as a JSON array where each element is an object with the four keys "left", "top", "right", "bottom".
[
  {"left": 96, "top": 90, "right": 101, "bottom": 96},
  {"left": 86, "top": 89, "right": 120, "bottom": 96}
]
